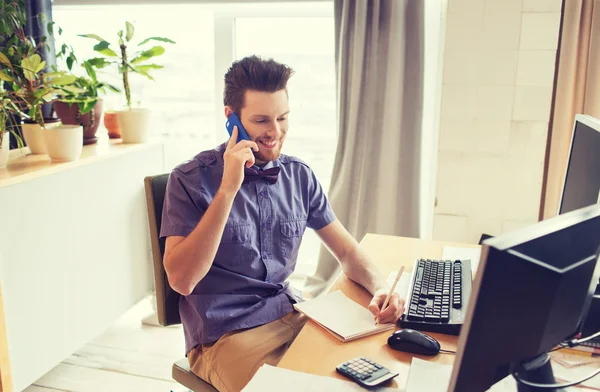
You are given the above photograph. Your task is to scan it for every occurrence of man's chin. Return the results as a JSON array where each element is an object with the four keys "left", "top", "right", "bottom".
[{"left": 255, "top": 149, "right": 281, "bottom": 163}]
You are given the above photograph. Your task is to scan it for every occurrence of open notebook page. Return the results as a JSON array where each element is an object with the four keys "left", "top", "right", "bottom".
[{"left": 293, "top": 290, "right": 394, "bottom": 342}]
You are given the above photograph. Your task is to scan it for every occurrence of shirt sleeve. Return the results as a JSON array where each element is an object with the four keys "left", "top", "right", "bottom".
[
  {"left": 306, "top": 169, "right": 337, "bottom": 230},
  {"left": 160, "top": 169, "right": 209, "bottom": 239}
]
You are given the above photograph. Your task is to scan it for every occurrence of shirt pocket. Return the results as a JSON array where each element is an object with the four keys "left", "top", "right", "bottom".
[
  {"left": 217, "top": 223, "right": 253, "bottom": 265},
  {"left": 280, "top": 219, "right": 307, "bottom": 260}
]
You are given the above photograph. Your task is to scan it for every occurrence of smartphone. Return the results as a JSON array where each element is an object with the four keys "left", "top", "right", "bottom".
[{"left": 225, "top": 113, "right": 251, "bottom": 143}]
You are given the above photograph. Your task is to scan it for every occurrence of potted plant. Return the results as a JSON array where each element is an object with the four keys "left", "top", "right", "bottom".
[
  {"left": 0, "top": 83, "right": 24, "bottom": 168},
  {"left": 52, "top": 49, "right": 120, "bottom": 144},
  {"left": 79, "top": 21, "right": 174, "bottom": 143},
  {"left": 0, "top": 52, "right": 76, "bottom": 155}
]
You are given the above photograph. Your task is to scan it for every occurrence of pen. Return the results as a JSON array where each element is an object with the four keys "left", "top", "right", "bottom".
[{"left": 376, "top": 266, "right": 405, "bottom": 324}]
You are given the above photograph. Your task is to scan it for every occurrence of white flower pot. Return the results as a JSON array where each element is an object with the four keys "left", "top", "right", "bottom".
[
  {"left": 0, "top": 132, "right": 9, "bottom": 169},
  {"left": 43, "top": 125, "right": 83, "bottom": 162},
  {"left": 21, "top": 122, "right": 47, "bottom": 154},
  {"left": 116, "top": 108, "right": 150, "bottom": 143},
  {"left": 21, "top": 121, "right": 62, "bottom": 154}
]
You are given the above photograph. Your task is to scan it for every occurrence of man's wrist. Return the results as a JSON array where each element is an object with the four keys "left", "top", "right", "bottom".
[{"left": 216, "top": 186, "right": 238, "bottom": 201}]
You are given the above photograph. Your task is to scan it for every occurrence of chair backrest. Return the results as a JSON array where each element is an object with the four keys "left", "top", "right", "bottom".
[{"left": 144, "top": 174, "right": 182, "bottom": 326}]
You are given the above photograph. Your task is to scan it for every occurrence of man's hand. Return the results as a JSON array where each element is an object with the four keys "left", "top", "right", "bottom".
[
  {"left": 368, "top": 289, "right": 406, "bottom": 324},
  {"left": 220, "top": 126, "right": 259, "bottom": 195}
]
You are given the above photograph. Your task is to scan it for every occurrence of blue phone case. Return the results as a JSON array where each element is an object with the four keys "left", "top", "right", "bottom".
[{"left": 225, "top": 113, "right": 250, "bottom": 143}]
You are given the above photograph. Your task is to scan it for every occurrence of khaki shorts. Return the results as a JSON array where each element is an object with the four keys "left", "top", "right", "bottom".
[{"left": 188, "top": 311, "right": 308, "bottom": 392}]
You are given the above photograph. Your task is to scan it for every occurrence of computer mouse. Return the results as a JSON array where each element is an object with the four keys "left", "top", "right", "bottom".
[{"left": 387, "top": 329, "right": 441, "bottom": 356}]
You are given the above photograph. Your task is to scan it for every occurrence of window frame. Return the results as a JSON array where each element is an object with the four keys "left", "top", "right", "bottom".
[{"left": 212, "top": 4, "right": 334, "bottom": 142}]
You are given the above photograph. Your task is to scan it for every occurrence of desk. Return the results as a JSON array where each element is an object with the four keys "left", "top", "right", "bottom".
[
  {"left": 0, "top": 139, "right": 164, "bottom": 392},
  {"left": 279, "top": 234, "right": 600, "bottom": 391},
  {"left": 278, "top": 234, "right": 478, "bottom": 389}
]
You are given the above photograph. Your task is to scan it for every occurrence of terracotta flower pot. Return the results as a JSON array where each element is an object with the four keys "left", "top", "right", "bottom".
[
  {"left": 53, "top": 99, "right": 103, "bottom": 145},
  {"left": 104, "top": 112, "right": 121, "bottom": 139}
]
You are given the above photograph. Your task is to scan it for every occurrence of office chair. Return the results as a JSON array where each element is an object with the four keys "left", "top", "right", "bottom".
[{"left": 144, "top": 174, "right": 218, "bottom": 392}]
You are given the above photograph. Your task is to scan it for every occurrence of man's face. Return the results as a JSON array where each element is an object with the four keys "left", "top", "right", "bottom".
[{"left": 226, "top": 89, "right": 290, "bottom": 165}]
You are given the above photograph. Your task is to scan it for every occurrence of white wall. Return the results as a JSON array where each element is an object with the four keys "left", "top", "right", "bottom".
[{"left": 433, "top": 0, "right": 563, "bottom": 243}]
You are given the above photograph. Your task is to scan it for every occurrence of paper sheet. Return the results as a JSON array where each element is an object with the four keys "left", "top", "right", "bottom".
[
  {"left": 242, "top": 364, "right": 397, "bottom": 392},
  {"left": 442, "top": 246, "right": 482, "bottom": 273},
  {"left": 405, "top": 358, "right": 518, "bottom": 392},
  {"left": 293, "top": 291, "right": 395, "bottom": 341},
  {"left": 551, "top": 357, "right": 600, "bottom": 390}
]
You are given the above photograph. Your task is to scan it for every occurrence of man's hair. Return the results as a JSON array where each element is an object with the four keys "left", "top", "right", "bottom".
[{"left": 223, "top": 55, "right": 294, "bottom": 114}]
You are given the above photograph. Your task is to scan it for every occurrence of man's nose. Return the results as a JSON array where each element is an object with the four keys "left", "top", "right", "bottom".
[{"left": 266, "top": 121, "right": 282, "bottom": 138}]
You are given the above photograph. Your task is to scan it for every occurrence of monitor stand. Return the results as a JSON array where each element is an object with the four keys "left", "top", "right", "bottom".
[{"left": 514, "top": 353, "right": 566, "bottom": 392}]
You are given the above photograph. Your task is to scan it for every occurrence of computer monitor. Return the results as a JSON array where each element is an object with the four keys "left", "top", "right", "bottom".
[
  {"left": 558, "top": 114, "right": 600, "bottom": 215},
  {"left": 448, "top": 204, "right": 600, "bottom": 392}
]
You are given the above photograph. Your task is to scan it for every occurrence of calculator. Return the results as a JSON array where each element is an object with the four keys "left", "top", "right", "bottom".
[{"left": 336, "top": 357, "right": 399, "bottom": 388}]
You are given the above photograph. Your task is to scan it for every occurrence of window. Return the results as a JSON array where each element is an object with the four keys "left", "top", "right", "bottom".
[{"left": 53, "top": 2, "right": 337, "bottom": 284}]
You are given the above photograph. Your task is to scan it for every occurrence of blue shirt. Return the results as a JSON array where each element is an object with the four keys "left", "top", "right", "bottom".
[{"left": 160, "top": 143, "right": 336, "bottom": 354}]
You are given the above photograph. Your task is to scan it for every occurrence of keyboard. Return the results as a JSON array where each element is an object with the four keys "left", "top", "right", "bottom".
[{"left": 399, "top": 258, "right": 472, "bottom": 335}]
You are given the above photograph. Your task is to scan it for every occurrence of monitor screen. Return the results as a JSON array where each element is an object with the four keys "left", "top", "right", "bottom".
[{"left": 559, "top": 115, "right": 600, "bottom": 214}]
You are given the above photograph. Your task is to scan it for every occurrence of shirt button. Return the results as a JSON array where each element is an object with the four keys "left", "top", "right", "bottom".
[
  {"left": 232, "top": 235, "right": 238, "bottom": 241},
  {"left": 264, "top": 222, "right": 270, "bottom": 229},
  {"left": 259, "top": 191, "right": 266, "bottom": 197}
]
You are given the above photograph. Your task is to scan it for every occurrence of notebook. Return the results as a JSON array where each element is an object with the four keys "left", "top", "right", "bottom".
[{"left": 293, "top": 290, "right": 395, "bottom": 342}]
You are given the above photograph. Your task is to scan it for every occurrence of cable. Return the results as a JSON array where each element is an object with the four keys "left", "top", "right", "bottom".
[
  {"left": 570, "top": 329, "right": 600, "bottom": 346},
  {"left": 512, "top": 367, "right": 600, "bottom": 389},
  {"left": 439, "top": 349, "right": 456, "bottom": 354},
  {"left": 549, "top": 343, "right": 569, "bottom": 352}
]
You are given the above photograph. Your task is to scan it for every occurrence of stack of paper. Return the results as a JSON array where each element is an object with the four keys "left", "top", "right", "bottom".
[
  {"left": 243, "top": 364, "right": 397, "bottom": 391},
  {"left": 405, "top": 358, "right": 517, "bottom": 392}
]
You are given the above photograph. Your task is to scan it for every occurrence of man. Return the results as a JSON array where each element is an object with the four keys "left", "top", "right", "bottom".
[{"left": 160, "top": 55, "right": 405, "bottom": 392}]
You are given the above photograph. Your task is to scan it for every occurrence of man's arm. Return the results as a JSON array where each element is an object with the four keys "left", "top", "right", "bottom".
[
  {"left": 164, "top": 189, "right": 236, "bottom": 296},
  {"left": 164, "top": 128, "right": 258, "bottom": 296},
  {"left": 316, "top": 220, "right": 405, "bottom": 323}
]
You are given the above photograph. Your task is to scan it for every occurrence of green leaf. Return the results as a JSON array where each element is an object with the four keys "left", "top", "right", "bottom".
[
  {"left": 49, "top": 75, "right": 77, "bottom": 86},
  {"left": 86, "top": 57, "right": 110, "bottom": 68},
  {"left": 21, "top": 54, "right": 42, "bottom": 81},
  {"left": 138, "top": 36, "right": 176, "bottom": 46},
  {"left": 47, "top": 21, "right": 54, "bottom": 36},
  {"left": 105, "top": 83, "right": 121, "bottom": 93},
  {"left": 66, "top": 55, "right": 74, "bottom": 71},
  {"left": 0, "top": 52, "right": 10, "bottom": 66},
  {"left": 80, "top": 99, "right": 97, "bottom": 114},
  {"left": 0, "top": 71, "right": 14, "bottom": 82},
  {"left": 78, "top": 33, "right": 107, "bottom": 42},
  {"left": 130, "top": 46, "right": 165, "bottom": 64},
  {"left": 35, "top": 60, "right": 46, "bottom": 73},
  {"left": 93, "top": 41, "right": 118, "bottom": 57},
  {"left": 62, "top": 85, "right": 86, "bottom": 94},
  {"left": 133, "top": 67, "right": 154, "bottom": 81},
  {"left": 135, "top": 64, "right": 164, "bottom": 72},
  {"left": 41, "top": 91, "right": 54, "bottom": 102},
  {"left": 84, "top": 62, "right": 97, "bottom": 82},
  {"left": 125, "top": 21, "right": 134, "bottom": 42},
  {"left": 58, "top": 26, "right": 63, "bottom": 36}
]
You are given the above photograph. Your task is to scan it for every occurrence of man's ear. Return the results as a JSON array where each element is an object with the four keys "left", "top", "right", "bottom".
[{"left": 224, "top": 106, "right": 234, "bottom": 118}]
